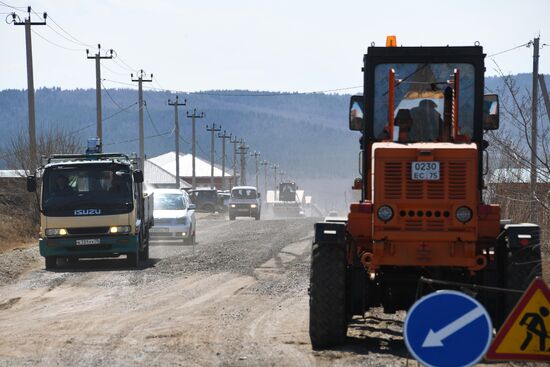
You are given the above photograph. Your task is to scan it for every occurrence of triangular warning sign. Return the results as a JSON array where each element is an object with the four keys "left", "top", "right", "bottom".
[{"left": 486, "top": 277, "right": 550, "bottom": 361}]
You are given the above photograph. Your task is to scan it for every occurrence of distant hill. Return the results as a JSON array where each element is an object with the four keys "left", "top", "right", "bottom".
[
  {"left": 0, "top": 88, "right": 356, "bottom": 178},
  {"left": 0, "top": 74, "right": 547, "bottom": 180}
]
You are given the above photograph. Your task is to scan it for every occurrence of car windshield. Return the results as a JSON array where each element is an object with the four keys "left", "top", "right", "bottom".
[
  {"left": 373, "top": 63, "right": 475, "bottom": 142},
  {"left": 154, "top": 193, "right": 187, "bottom": 210},
  {"left": 42, "top": 163, "right": 133, "bottom": 216},
  {"left": 231, "top": 189, "right": 257, "bottom": 199}
]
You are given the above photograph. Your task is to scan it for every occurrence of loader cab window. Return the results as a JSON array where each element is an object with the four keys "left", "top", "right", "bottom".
[{"left": 373, "top": 63, "right": 475, "bottom": 142}]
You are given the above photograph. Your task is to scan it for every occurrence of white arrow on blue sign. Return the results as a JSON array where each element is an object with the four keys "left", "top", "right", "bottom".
[{"left": 404, "top": 290, "right": 493, "bottom": 367}]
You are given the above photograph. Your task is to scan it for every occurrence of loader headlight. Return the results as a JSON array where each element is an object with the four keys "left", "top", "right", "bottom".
[
  {"left": 45, "top": 228, "right": 68, "bottom": 237},
  {"left": 455, "top": 206, "right": 473, "bottom": 223},
  {"left": 250, "top": 204, "right": 257, "bottom": 209},
  {"left": 109, "top": 225, "right": 131, "bottom": 234},
  {"left": 377, "top": 205, "right": 393, "bottom": 222}
]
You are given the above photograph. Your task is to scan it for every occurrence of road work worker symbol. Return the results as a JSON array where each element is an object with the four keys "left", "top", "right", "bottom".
[
  {"left": 487, "top": 277, "right": 550, "bottom": 362},
  {"left": 519, "top": 306, "right": 549, "bottom": 351}
]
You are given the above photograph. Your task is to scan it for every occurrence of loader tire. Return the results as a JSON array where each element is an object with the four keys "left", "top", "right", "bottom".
[
  {"left": 45, "top": 256, "right": 57, "bottom": 270},
  {"left": 505, "top": 243, "right": 542, "bottom": 314},
  {"left": 309, "top": 242, "right": 347, "bottom": 349}
]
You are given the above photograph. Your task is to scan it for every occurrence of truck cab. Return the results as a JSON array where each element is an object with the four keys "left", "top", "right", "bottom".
[{"left": 28, "top": 149, "right": 153, "bottom": 269}]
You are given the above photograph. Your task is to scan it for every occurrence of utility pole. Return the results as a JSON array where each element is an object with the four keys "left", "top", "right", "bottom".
[
  {"left": 230, "top": 136, "right": 239, "bottom": 188},
  {"left": 237, "top": 141, "right": 249, "bottom": 186},
  {"left": 538, "top": 75, "right": 550, "bottom": 129},
  {"left": 186, "top": 109, "right": 204, "bottom": 189},
  {"left": 530, "top": 36, "right": 540, "bottom": 220},
  {"left": 250, "top": 151, "right": 261, "bottom": 189},
  {"left": 86, "top": 44, "right": 113, "bottom": 142},
  {"left": 206, "top": 123, "right": 222, "bottom": 188},
  {"left": 168, "top": 96, "right": 186, "bottom": 188},
  {"left": 271, "top": 164, "right": 279, "bottom": 193},
  {"left": 218, "top": 130, "right": 232, "bottom": 190},
  {"left": 260, "top": 160, "right": 269, "bottom": 198},
  {"left": 131, "top": 70, "right": 153, "bottom": 170},
  {"left": 12, "top": 7, "right": 46, "bottom": 170}
]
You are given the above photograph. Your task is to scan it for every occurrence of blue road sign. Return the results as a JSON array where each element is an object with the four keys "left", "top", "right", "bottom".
[{"left": 404, "top": 290, "right": 493, "bottom": 367}]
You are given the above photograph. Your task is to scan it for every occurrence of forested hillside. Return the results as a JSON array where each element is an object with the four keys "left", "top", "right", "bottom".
[
  {"left": 0, "top": 88, "right": 356, "bottom": 178},
  {"left": 0, "top": 73, "right": 547, "bottom": 178}
]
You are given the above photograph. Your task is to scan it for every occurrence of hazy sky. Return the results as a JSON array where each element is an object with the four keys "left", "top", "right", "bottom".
[{"left": 1, "top": 0, "right": 549, "bottom": 93}]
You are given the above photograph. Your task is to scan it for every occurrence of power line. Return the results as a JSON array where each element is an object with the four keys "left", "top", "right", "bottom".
[
  {"left": 69, "top": 102, "right": 137, "bottom": 134},
  {"left": 487, "top": 42, "right": 531, "bottom": 58},
  {"left": 45, "top": 14, "right": 93, "bottom": 47},
  {"left": 101, "top": 80, "right": 124, "bottom": 109},
  {"left": 0, "top": 1, "right": 26, "bottom": 11},
  {"left": 31, "top": 28, "right": 82, "bottom": 51},
  {"left": 143, "top": 101, "right": 161, "bottom": 135}
]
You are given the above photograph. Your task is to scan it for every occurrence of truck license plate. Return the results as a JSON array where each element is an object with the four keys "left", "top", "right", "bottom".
[
  {"left": 75, "top": 238, "right": 100, "bottom": 246},
  {"left": 411, "top": 161, "right": 440, "bottom": 180}
]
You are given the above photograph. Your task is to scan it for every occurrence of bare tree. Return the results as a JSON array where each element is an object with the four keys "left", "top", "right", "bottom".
[
  {"left": 1, "top": 127, "right": 81, "bottom": 174},
  {"left": 487, "top": 61, "right": 550, "bottom": 252}
]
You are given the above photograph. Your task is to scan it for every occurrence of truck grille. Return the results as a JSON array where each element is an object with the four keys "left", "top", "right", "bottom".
[
  {"left": 67, "top": 227, "right": 109, "bottom": 236},
  {"left": 382, "top": 161, "right": 467, "bottom": 201}
]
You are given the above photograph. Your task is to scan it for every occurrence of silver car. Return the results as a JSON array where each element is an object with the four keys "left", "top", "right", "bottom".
[{"left": 150, "top": 189, "right": 196, "bottom": 245}]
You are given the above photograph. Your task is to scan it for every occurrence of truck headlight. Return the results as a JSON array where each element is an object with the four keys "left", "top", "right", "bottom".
[
  {"left": 109, "top": 225, "right": 131, "bottom": 234},
  {"left": 45, "top": 228, "right": 68, "bottom": 237},
  {"left": 455, "top": 206, "right": 472, "bottom": 223},
  {"left": 377, "top": 205, "right": 393, "bottom": 222},
  {"left": 250, "top": 204, "right": 257, "bottom": 209},
  {"left": 230, "top": 204, "right": 236, "bottom": 208}
]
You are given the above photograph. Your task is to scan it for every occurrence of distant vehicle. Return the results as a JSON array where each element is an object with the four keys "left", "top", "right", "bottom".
[
  {"left": 267, "top": 181, "right": 305, "bottom": 217},
  {"left": 26, "top": 139, "right": 153, "bottom": 269},
  {"left": 217, "top": 191, "right": 231, "bottom": 212},
  {"left": 228, "top": 186, "right": 261, "bottom": 220},
  {"left": 150, "top": 189, "right": 196, "bottom": 245},
  {"left": 187, "top": 188, "right": 219, "bottom": 212}
]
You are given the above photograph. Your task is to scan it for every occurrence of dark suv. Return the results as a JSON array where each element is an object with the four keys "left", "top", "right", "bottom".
[{"left": 187, "top": 188, "right": 219, "bottom": 212}]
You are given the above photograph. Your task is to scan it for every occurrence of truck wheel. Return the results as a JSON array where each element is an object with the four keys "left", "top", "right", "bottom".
[
  {"left": 255, "top": 212, "right": 260, "bottom": 221},
  {"left": 229, "top": 213, "right": 236, "bottom": 221},
  {"left": 45, "top": 256, "right": 57, "bottom": 270},
  {"left": 309, "top": 242, "right": 347, "bottom": 349},
  {"left": 139, "top": 230, "right": 150, "bottom": 262},
  {"left": 127, "top": 250, "right": 140, "bottom": 269}
]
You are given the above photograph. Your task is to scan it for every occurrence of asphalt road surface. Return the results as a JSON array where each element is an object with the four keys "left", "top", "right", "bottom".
[{"left": 0, "top": 215, "right": 544, "bottom": 366}]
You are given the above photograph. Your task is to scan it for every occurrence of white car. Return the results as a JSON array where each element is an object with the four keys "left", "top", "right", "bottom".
[
  {"left": 228, "top": 186, "right": 261, "bottom": 220},
  {"left": 150, "top": 189, "right": 196, "bottom": 245}
]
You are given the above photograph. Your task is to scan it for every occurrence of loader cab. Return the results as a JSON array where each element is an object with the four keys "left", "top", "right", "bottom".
[
  {"left": 350, "top": 47, "right": 499, "bottom": 141},
  {"left": 349, "top": 46, "right": 499, "bottom": 199}
]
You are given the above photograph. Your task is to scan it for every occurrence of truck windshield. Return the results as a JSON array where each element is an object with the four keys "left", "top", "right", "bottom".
[
  {"left": 231, "top": 189, "right": 257, "bottom": 199},
  {"left": 154, "top": 193, "right": 187, "bottom": 210},
  {"left": 42, "top": 163, "right": 133, "bottom": 217},
  {"left": 373, "top": 63, "right": 475, "bottom": 142}
]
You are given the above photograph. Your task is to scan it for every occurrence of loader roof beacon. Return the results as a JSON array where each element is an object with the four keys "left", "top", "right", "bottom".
[
  {"left": 26, "top": 138, "right": 154, "bottom": 270},
  {"left": 308, "top": 35, "right": 543, "bottom": 351}
]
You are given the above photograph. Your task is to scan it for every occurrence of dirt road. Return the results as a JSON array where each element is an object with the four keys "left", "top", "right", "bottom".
[{"left": 0, "top": 216, "right": 545, "bottom": 366}]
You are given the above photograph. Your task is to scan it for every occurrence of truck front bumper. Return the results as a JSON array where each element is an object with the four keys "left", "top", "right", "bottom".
[{"left": 39, "top": 235, "right": 139, "bottom": 258}]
